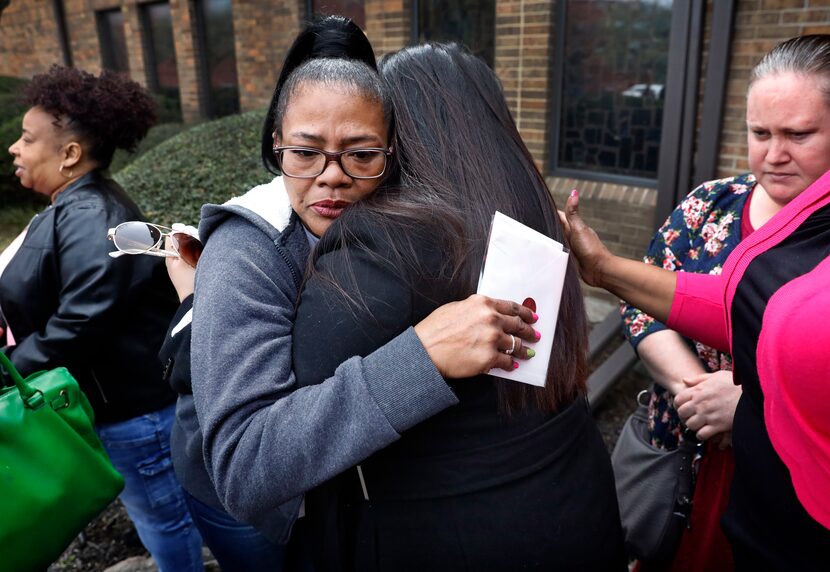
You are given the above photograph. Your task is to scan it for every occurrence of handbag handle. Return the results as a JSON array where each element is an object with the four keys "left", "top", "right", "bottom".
[{"left": 0, "top": 350, "right": 39, "bottom": 404}]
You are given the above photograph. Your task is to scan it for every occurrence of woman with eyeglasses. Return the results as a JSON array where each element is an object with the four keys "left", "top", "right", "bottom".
[
  {"left": 0, "top": 67, "right": 204, "bottom": 570},
  {"left": 189, "top": 16, "right": 539, "bottom": 568},
  {"left": 282, "top": 43, "right": 626, "bottom": 570},
  {"left": 160, "top": 17, "right": 387, "bottom": 571}
]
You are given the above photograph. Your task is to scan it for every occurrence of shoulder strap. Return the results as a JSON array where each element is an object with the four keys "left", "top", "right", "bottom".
[{"left": 0, "top": 350, "right": 37, "bottom": 402}]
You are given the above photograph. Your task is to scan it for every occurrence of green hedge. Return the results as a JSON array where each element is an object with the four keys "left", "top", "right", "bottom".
[
  {"left": 114, "top": 109, "right": 271, "bottom": 226},
  {"left": 0, "top": 75, "right": 26, "bottom": 95},
  {"left": 0, "top": 93, "right": 26, "bottom": 122},
  {"left": 0, "top": 76, "right": 27, "bottom": 126},
  {"left": 109, "top": 122, "right": 190, "bottom": 175},
  {"left": 0, "top": 76, "right": 39, "bottom": 209}
]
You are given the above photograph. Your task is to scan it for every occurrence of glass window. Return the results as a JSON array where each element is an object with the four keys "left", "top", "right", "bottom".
[
  {"left": 309, "top": 1, "right": 366, "bottom": 28},
  {"left": 141, "top": 2, "right": 181, "bottom": 117},
  {"left": 554, "top": 0, "right": 673, "bottom": 181},
  {"left": 97, "top": 9, "right": 129, "bottom": 74},
  {"left": 197, "top": 0, "right": 240, "bottom": 117},
  {"left": 418, "top": 0, "right": 495, "bottom": 67}
]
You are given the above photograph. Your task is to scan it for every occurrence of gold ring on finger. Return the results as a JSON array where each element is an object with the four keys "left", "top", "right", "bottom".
[{"left": 504, "top": 334, "right": 516, "bottom": 356}]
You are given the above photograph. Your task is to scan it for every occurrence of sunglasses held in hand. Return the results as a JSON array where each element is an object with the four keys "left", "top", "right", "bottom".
[{"left": 107, "top": 222, "right": 203, "bottom": 268}]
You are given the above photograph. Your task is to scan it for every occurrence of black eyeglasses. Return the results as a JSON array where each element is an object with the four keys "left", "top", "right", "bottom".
[{"left": 273, "top": 146, "right": 392, "bottom": 179}]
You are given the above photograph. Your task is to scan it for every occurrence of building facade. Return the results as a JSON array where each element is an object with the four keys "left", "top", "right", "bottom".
[{"left": 2, "top": 0, "right": 829, "bottom": 275}]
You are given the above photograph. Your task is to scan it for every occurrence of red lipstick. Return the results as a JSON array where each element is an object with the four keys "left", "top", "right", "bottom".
[{"left": 311, "top": 199, "right": 351, "bottom": 219}]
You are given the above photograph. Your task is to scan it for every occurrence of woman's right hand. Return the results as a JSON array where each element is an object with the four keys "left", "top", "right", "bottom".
[
  {"left": 558, "top": 190, "right": 613, "bottom": 287},
  {"left": 414, "top": 294, "right": 539, "bottom": 378}
]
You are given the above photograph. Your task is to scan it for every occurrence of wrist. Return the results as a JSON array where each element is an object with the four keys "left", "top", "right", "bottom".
[
  {"left": 593, "top": 250, "right": 615, "bottom": 290},
  {"left": 412, "top": 324, "right": 443, "bottom": 376},
  {"left": 665, "top": 379, "right": 687, "bottom": 396}
]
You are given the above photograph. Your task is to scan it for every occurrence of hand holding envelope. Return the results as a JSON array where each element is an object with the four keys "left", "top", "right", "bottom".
[{"left": 476, "top": 212, "right": 569, "bottom": 386}]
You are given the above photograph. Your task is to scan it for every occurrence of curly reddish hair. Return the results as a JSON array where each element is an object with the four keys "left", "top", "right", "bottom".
[{"left": 24, "top": 65, "right": 158, "bottom": 169}]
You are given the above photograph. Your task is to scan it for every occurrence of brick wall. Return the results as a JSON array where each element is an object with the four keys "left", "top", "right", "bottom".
[
  {"left": 494, "top": 0, "right": 554, "bottom": 172},
  {"left": 7, "top": 0, "right": 829, "bottom": 252},
  {"left": 547, "top": 176, "right": 657, "bottom": 259},
  {"left": 364, "top": 0, "right": 411, "bottom": 57},
  {"left": 233, "top": 0, "right": 303, "bottom": 112},
  {"left": 0, "top": 0, "right": 65, "bottom": 77},
  {"left": 62, "top": 0, "right": 108, "bottom": 73},
  {"left": 168, "top": 0, "right": 204, "bottom": 123},
  {"left": 717, "top": 0, "right": 830, "bottom": 177},
  {"left": 547, "top": 175, "right": 657, "bottom": 307}
]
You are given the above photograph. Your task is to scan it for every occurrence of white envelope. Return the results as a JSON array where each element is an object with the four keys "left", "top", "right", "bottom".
[{"left": 476, "top": 212, "right": 569, "bottom": 386}]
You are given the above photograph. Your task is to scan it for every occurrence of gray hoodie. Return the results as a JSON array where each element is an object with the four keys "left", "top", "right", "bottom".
[{"left": 191, "top": 178, "right": 457, "bottom": 535}]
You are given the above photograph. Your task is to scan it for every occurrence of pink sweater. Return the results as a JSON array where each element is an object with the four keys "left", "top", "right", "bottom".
[{"left": 667, "top": 168, "right": 830, "bottom": 530}]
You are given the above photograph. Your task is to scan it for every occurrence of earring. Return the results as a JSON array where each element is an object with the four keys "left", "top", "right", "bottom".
[{"left": 58, "top": 164, "right": 74, "bottom": 179}]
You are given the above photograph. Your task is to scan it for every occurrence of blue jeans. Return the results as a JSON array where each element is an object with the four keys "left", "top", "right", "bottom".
[
  {"left": 184, "top": 490, "right": 287, "bottom": 571},
  {"left": 97, "top": 403, "right": 204, "bottom": 572}
]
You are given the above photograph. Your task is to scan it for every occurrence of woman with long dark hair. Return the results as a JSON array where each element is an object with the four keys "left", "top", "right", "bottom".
[
  {"left": 290, "top": 43, "right": 626, "bottom": 571},
  {"left": 190, "top": 19, "right": 540, "bottom": 564}
]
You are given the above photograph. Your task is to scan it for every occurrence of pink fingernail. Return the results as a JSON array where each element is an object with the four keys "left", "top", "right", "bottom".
[
  {"left": 532, "top": 312, "right": 539, "bottom": 322},
  {"left": 569, "top": 189, "right": 578, "bottom": 198},
  {"left": 534, "top": 330, "right": 541, "bottom": 341},
  {"left": 513, "top": 362, "right": 519, "bottom": 370}
]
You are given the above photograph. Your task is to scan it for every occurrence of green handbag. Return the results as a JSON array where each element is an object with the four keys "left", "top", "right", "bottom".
[{"left": 0, "top": 351, "right": 125, "bottom": 572}]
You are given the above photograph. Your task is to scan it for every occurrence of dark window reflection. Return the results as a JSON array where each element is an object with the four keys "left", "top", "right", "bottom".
[
  {"left": 141, "top": 2, "right": 181, "bottom": 119},
  {"left": 310, "top": 1, "right": 366, "bottom": 28},
  {"left": 198, "top": 0, "right": 240, "bottom": 117},
  {"left": 97, "top": 9, "right": 129, "bottom": 74},
  {"left": 418, "top": 0, "right": 495, "bottom": 67},
  {"left": 558, "top": 0, "right": 672, "bottom": 179}
]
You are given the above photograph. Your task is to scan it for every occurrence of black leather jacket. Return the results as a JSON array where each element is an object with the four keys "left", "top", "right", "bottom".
[{"left": 0, "top": 171, "right": 178, "bottom": 422}]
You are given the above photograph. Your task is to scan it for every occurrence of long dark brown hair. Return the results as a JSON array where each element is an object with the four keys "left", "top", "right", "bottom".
[{"left": 316, "top": 43, "right": 588, "bottom": 414}]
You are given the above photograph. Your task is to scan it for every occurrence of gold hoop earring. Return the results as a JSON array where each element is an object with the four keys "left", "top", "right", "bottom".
[{"left": 59, "top": 164, "right": 73, "bottom": 179}]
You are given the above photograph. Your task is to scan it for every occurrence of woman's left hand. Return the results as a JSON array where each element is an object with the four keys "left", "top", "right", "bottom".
[
  {"left": 164, "top": 236, "right": 196, "bottom": 302},
  {"left": 674, "top": 370, "right": 742, "bottom": 445}
]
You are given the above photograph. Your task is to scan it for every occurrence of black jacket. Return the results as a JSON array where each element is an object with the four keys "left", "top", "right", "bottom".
[
  {"left": 292, "top": 215, "right": 627, "bottom": 571},
  {"left": 0, "top": 171, "right": 178, "bottom": 422}
]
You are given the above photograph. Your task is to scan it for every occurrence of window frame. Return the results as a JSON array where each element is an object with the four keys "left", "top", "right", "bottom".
[
  {"left": 411, "top": 0, "right": 496, "bottom": 67},
  {"left": 547, "top": 0, "right": 674, "bottom": 189},
  {"left": 139, "top": 1, "right": 164, "bottom": 94},
  {"left": 194, "top": 0, "right": 241, "bottom": 119},
  {"left": 96, "top": 7, "right": 129, "bottom": 74},
  {"left": 52, "top": 0, "right": 73, "bottom": 67}
]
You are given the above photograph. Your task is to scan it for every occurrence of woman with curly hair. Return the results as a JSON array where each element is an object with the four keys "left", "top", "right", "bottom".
[{"left": 1, "top": 66, "right": 204, "bottom": 571}]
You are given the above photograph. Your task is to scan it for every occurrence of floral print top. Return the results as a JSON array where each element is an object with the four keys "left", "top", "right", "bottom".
[{"left": 620, "top": 173, "right": 755, "bottom": 449}]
